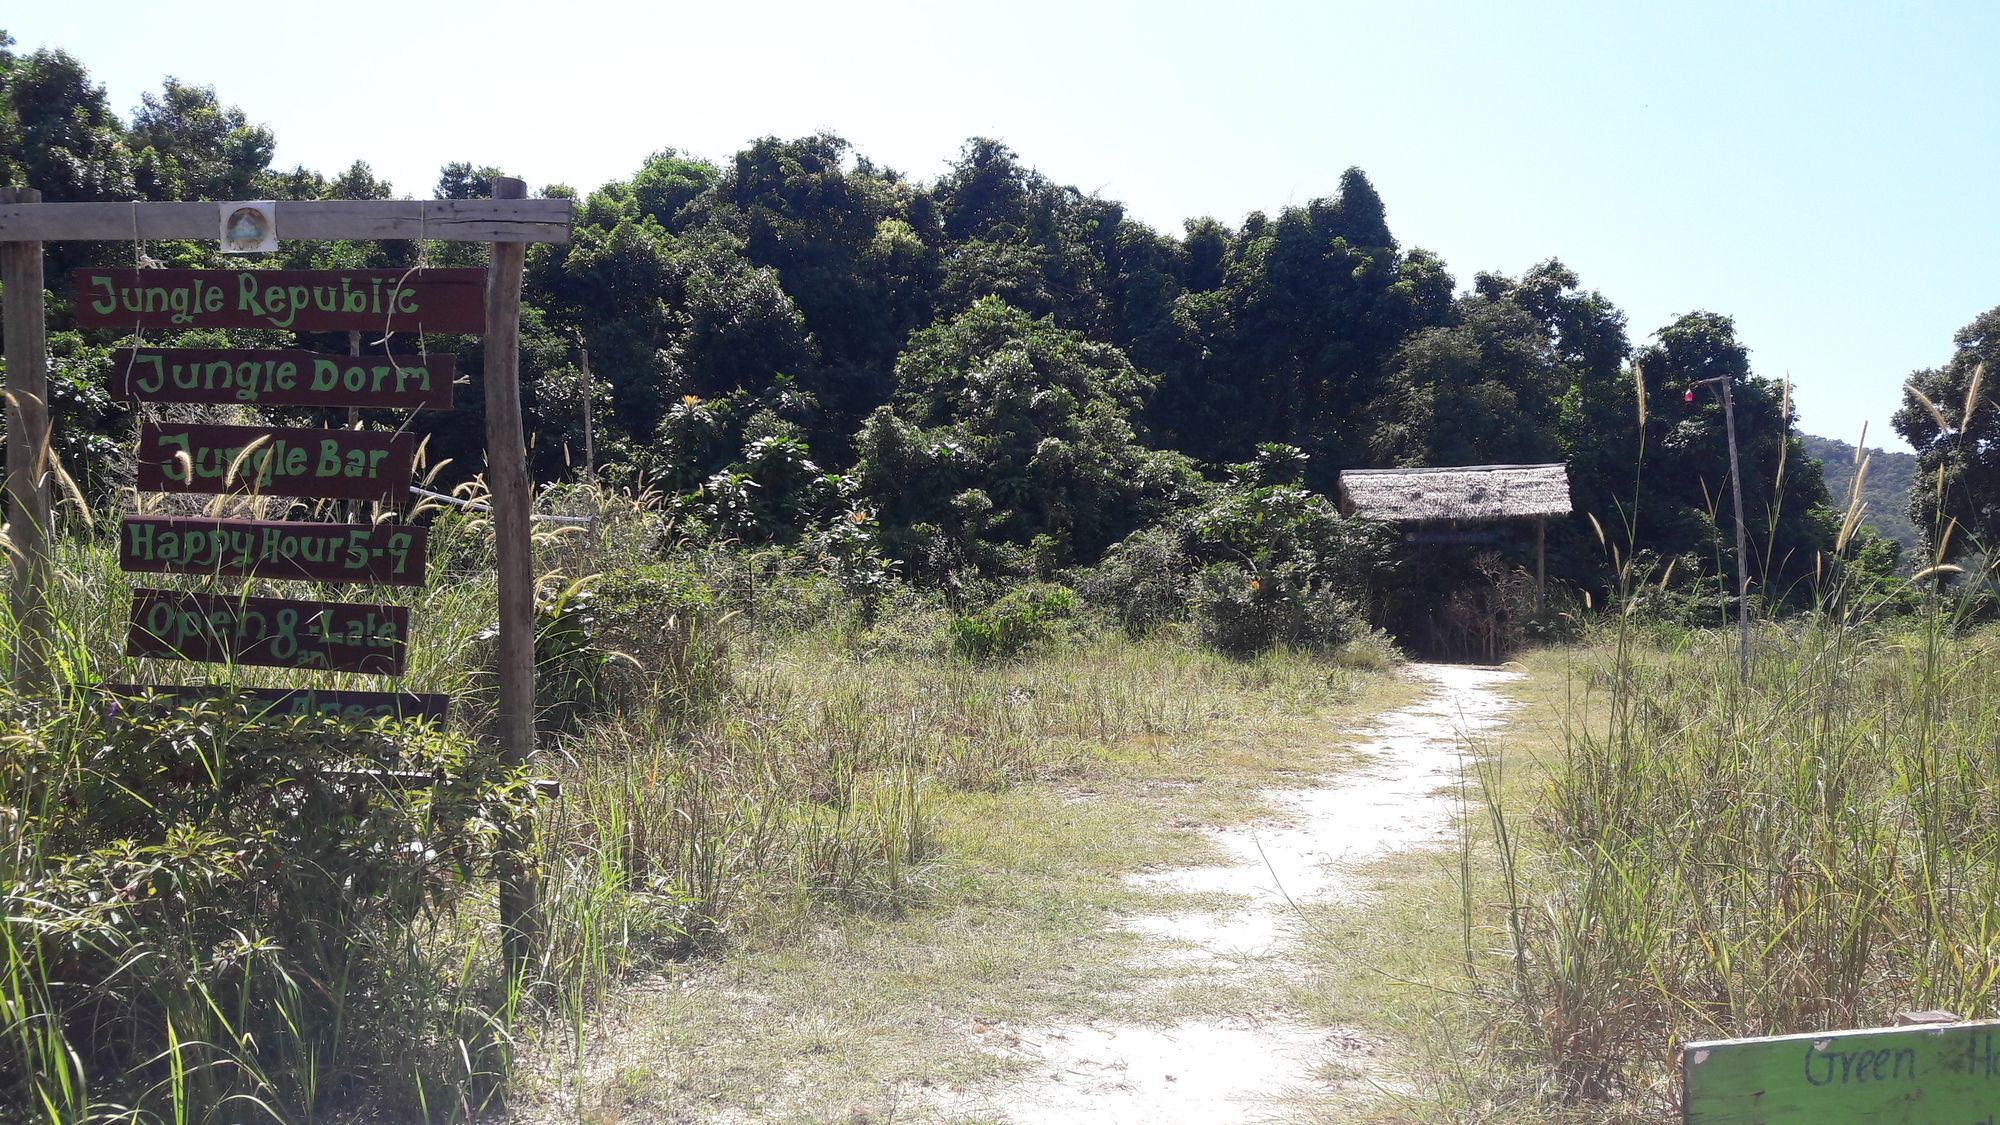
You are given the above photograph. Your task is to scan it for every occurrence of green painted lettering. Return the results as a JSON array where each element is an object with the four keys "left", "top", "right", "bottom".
[{"left": 89, "top": 274, "right": 117, "bottom": 316}]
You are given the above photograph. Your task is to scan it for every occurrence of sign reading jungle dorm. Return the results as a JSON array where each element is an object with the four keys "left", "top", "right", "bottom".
[
  {"left": 134, "top": 422, "right": 414, "bottom": 502},
  {"left": 120, "top": 516, "right": 427, "bottom": 585},
  {"left": 72, "top": 268, "right": 487, "bottom": 333},
  {"left": 111, "top": 348, "right": 455, "bottom": 410},
  {"left": 1684, "top": 1019, "right": 2000, "bottom": 1123},
  {"left": 127, "top": 589, "right": 408, "bottom": 675}
]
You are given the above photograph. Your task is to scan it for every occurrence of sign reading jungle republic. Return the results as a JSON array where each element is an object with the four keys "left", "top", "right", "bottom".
[
  {"left": 72, "top": 268, "right": 487, "bottom": 333},
  {"left": 127, "top": 588, "right": 408, "bottom": 675},
  {"left": 101, "top": 684, "right": 448, "bottom": 723},
  {"left": 1684, "top": 1019, "right": 2000, "bottom": 1123},
  {"left": 112, "top": 348, "right": 455, "bottom": 409},
  {"left": 135, "top": 422, "right": 414, "bottom": 501},
  {"left": 120, "top": 516, "right": 427, "bottom": 585}
]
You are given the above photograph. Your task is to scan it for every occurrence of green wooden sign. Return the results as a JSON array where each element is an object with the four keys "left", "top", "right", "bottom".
[{"left": 1684, "top": 1020, "right": 2000, "bottom": 1123}]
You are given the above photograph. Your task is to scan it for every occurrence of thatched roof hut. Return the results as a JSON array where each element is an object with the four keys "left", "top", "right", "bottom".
[{"left": 1336, "top": 463, "right": 1573, "bottom": 523}]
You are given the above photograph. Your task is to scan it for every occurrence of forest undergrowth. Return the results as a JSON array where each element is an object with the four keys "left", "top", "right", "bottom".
[{"left": 0, "top": 483, "right": 1400, "bottom": 1123}]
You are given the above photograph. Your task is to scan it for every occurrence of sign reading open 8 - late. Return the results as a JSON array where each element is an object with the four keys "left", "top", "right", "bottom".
[{"left": 127, "top": 589, "right": 408, "bottom": 675}]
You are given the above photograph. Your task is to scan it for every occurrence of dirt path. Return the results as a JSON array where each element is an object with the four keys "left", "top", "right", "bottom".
[{"left": 929, "top": 662, "right": 1522, "bottom": 1123}]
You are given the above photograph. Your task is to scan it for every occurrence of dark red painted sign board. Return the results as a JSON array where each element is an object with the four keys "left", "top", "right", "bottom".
[
  {"left": 135, "top": 422, "right": 413, "bottom": 502},
  {"left": 100, "top": 684, "right": 449, "bottom": 723},
  {"left": 127, "top": 588, "right": 408, "bottom": 675},
  {"left": 72, "top": 268, "right": 487, "bottom": 333},
  {"left": 120, "top": 516, "right": 427, "bottom": 586},
  {"left": 111, "top": 348, "right": 455, "bottom": 410}
]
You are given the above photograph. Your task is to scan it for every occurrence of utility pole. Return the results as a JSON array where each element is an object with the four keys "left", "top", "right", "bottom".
[{"left": 1690, "top": 375, "right": 1750, "bottom": 683}]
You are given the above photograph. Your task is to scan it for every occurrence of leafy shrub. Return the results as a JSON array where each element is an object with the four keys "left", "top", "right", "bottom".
[
  {"left": 1191, "top": 561, "right": 1367, "bottom": 657},
  {"left": 1074, "top": 524, "right": 1195, "bottom": 636},
  {"left": 537, "top": 575, "right": 619, "bottom": 732},
  {"left": 3, "top": 700, "right": 529, "bottom": 1117},
  {"left": 812, "top": 502, "right": 904, "bottom": 618},
  {"left": 1073, "top": 448, "right": 1396, "bottom": 658},
  {"left": 590, "top": 563, "right": 729, "bottom": 724},
  {"left": 1331, "top": 627, "right": 1404, "bottom": 672},
  {"left": 699, "top": 546, "right": 854, "bottom": 634},
  {"left": 1189, "top": 448, "right": 1398, "bottom": 656},
  {"left": 533, "top": 564, "right": 728, "bottom": 733},
  {"left": 948, "top": 583, "right": 1077, "bottom": 660}
]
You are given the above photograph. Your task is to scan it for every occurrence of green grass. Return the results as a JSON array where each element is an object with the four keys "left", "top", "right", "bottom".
[
  {"left": 0, "top": 485, "right": 1413, "bottom": 1122},
  {"left": 1338, "top": 607, "right": 2000, "bottom": 1123},
  {"left": 506, "top": 623, "right": 1414, "bottom": 1122}
]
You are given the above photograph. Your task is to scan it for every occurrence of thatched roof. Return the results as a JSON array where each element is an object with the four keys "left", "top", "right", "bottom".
[{"left": 1337, "top": 463, "right": 1573, "bottom": 523}]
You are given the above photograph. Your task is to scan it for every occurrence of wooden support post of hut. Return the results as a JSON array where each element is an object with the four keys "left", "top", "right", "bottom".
[{"left": 1336, "top": 463, "right": 1574, "bottom": 610}]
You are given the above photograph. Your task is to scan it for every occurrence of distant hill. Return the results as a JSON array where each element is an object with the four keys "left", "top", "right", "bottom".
[{"left": 1802, "top": 434, "right": 1922, "bottom": 560}]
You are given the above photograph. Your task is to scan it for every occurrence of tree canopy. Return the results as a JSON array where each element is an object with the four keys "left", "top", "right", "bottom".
[{"left": 0, "top": 33, "right": 1881, "bottom": 637}]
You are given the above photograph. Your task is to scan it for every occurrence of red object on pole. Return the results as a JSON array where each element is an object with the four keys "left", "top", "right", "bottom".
[{"left": 1684, "top": 388, "right": 1696, "bottom": 403}]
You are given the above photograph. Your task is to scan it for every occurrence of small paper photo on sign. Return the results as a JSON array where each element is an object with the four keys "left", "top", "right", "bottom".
[{"left": 220, "top": 202, "right": 277, "bottom": 254}]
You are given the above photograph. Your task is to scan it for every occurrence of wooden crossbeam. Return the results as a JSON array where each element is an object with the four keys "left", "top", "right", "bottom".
[
  {"left": 327, "top": 769, "right": 561, "bottom": 799},
  {"left": 0, "top": 198, "right": 572, "bottom": 244}
]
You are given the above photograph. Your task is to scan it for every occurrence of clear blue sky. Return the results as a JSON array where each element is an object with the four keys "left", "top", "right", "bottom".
[{"left": 13, "top": 1, "right": 1997, "bottom": 451}]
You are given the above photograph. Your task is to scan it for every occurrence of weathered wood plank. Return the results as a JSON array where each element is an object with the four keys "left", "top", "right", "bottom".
[
  {"left": 101, "top": 683, "right": 448, "bottom": 723},
  {"left": 485, "top": 176, "right": 540, "bottom": 970},
  {"left": 1683, "top": 1019, "right": 2000, "bottom": 1123},
  {"left": 126, "top": 588, "right": 408, "bottom": 675},
  {"left": 0, "top": 198, "right": 571, "bottom": 244},
  {"left": 120, "top": 516, "right": 427, "bottom": 585},
  {"left": 134, "top": 422, "right": 413, "bottom": 502},
  {"left": 74, "top": 268, "right": 486, "bottom": 333},
  {"left": 0, "top": 187, "right": 51, "bottom": 690},
  {"left": 111, "top": 348, "right": 455, "bottom": 409}
]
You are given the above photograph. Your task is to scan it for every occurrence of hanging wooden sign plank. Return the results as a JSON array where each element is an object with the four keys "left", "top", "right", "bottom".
[
  {"left": 111, "top": 348, "right": 455, "bottom": 409},
  {"left": 1684, "top": 1019, "right": 2000, "bottom": 1122},
  {"left": 100, "top": 683, "right": 448, "bottom": 723},
  {"left": 127, "top": 588, "right": 408, "bottom": 674},
  {"left": 135, "top": 422, "right": 413, "bottom": 502},
  {"left": 120, "top": 516, "right": 427, "bottom": 586},
  {"left": 72, "top": 268, "right": 487, "bottom": 333}
]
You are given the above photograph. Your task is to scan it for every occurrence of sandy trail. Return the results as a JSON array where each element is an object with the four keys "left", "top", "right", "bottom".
[{"left": 933, "top": 662, "right": 1521, "bottom": 1123}]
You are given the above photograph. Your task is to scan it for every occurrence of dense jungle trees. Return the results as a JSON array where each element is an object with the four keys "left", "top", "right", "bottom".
[
  {"left": 1894, "top": 305, "right": 2000, "bottom": 562},
  {"left": 0, "top": 33, "right": 1896, "bottom": 641}
]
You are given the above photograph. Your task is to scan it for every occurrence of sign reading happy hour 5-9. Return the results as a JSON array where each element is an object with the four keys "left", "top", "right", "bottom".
[
  {"left": 72, "top": 268, "right": 487, "bottom": 333},
  {"left": 1684, "top": 1019, "right": 2000, "bottom": 1123}
]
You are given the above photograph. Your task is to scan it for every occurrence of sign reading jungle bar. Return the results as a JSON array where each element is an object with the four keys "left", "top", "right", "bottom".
[
  {"left": 1684, "top": 1019, "right": 2000, "bottom": 1123},
  {"left": 121, "top": 516, "right": 427, "bottom": 585},
  {"left": 102, "top": 684, "right": 448, "bottom": 723},
  {"left": 112, "top": 348, "right": 455, "bottom": 410},
  {"left": 127, "top": 588, "right": 408, "bottom": 675},
  {"left": 135, "top": 422, "right": 414, "bottom": 502},
  {"left": 72, "top": 268, "right": 487, "bottom": 333}
]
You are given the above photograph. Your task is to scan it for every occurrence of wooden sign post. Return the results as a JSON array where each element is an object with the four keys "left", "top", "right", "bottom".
[
  {"left": 484, "top": 176, "right": 540, "bottom": 970},
  {"left": 1, "top": 187, "right": 51, "bottom": 689},
  {"left": 0, "top": 189, "right": 569, "bottom": 976},
  {"left": 1684, "top": 1018, "right": 2000, "bottom": 1122}
]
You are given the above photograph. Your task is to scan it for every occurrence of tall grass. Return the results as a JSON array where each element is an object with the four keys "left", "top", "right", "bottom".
[
  {"left": 1461, "top": 404, "right": 2000, "bottom": 1115},
  {"left": 2, "top": 482, "right": 1377, "bottom": 1121}
]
